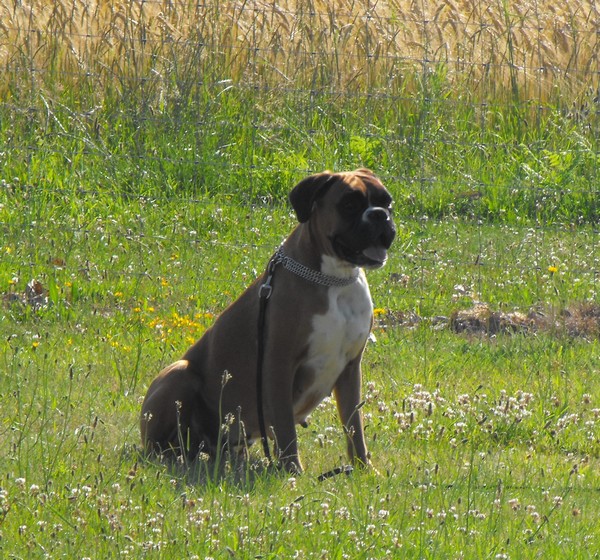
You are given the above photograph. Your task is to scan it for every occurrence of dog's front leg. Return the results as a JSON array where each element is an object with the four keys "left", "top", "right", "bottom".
[
  {"left": 262, "top": 362, "right": 302, "bottom": 473},
  {"left": 333, "top": 358, "right": 370, "bottom": 468},
  {"left": 271, "top": 417, "right": 302, "bottom": 474}
]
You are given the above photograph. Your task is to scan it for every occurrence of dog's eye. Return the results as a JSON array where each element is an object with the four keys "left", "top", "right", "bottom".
[{"left": 340, "top": 195, "right": 364, "bottom": 213}]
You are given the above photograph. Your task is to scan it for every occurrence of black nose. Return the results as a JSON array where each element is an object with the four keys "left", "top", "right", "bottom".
[
  {"left": 363, "top": 207, "right": 396, "bottom": 248},
  {"left": 364, "top": 207, "right": 390, "bottom": 223}
]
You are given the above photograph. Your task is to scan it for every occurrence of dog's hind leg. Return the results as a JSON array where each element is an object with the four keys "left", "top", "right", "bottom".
[{"left": 140, "top": 360, "right": 215, "bottom": 460}]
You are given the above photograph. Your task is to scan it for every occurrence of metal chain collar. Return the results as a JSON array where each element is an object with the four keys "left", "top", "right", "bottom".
[{"left": 273, "top": 246, "right": 359, "bottom": 288}]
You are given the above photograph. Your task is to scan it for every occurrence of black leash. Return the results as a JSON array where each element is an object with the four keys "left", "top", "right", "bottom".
[
  {"left": 256, "top": 253, "right": 282, "bottom": 464},
  {"left": 317, "top": 465, "right": 354, "bottom": 482}
]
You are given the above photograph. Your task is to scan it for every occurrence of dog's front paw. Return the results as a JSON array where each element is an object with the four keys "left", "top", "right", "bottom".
[
  {"left": 353, "top": 455, "right": 380, "bottom": 476},
  {"left": 279, "top": 457, "right": 303, "bottom": 475}
]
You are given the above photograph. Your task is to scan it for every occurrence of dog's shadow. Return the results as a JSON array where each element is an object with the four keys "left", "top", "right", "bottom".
[{"left": 121, "top": 443, "right": 284, "bottom": 490}]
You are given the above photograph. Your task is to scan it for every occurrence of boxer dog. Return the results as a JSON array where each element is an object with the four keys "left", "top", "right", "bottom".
[{"left": 140, "top": 168, "right": 395, "bottom": 473}]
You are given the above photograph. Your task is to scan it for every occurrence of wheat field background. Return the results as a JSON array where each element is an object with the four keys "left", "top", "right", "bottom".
[{"left": 2, "top": 0, "right": 598, "bottom": 100}]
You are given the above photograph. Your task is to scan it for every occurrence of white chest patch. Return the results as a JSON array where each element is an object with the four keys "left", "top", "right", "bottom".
[{"left": 293, "top": 262, "right": 373, "bottom": 421}]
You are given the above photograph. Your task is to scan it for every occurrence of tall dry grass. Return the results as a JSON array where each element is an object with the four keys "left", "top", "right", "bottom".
[{"left": 1, "top": 0, "right": 598, "bottom": 102}]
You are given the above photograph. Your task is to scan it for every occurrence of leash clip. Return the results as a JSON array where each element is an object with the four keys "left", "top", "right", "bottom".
[
  {"left": 258, "top": 248, "right": 284, "bottom": 301},
  {"left": 258, "top": 281, "right": 273, "bottom": 300}
]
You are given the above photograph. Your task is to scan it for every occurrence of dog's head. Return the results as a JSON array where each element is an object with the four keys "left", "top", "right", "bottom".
[{"left": 289, "top": 169, "right": 396, "bottom": 269}]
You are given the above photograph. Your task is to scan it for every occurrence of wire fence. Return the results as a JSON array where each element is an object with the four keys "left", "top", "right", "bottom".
[{"left": 2, "top": 0, "right": 600, "bottom": 331}]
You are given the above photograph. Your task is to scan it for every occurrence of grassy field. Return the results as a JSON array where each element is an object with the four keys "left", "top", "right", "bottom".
[
  {"left": 2, "top": 196, "right": 600, "bottom": 558},
  {"left": 1, "top": 0, "right": 600, "bottom": 558}
]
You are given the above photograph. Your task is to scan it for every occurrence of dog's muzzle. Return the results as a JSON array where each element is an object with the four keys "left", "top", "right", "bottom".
[
  {"left": 361, "top": 206, "right": 395, "bottom": 266},
  {"left": 333, "top": 205, "right": 395, "bottom": 268}
]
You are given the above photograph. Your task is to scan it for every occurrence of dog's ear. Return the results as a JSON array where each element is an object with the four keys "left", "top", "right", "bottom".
[{"left": 289, "top": 172, "right": 337, "bottom": 223}]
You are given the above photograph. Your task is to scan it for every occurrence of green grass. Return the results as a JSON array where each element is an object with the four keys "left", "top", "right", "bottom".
[
  {"left": 3, "top": 82, "right": 599, "bottom": 223},
  {"left": 2, "top": 192, "right": 600, "bottom": 557},
  {"left": 1, "top": 1, "right": 600, "bottom": 556}
]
